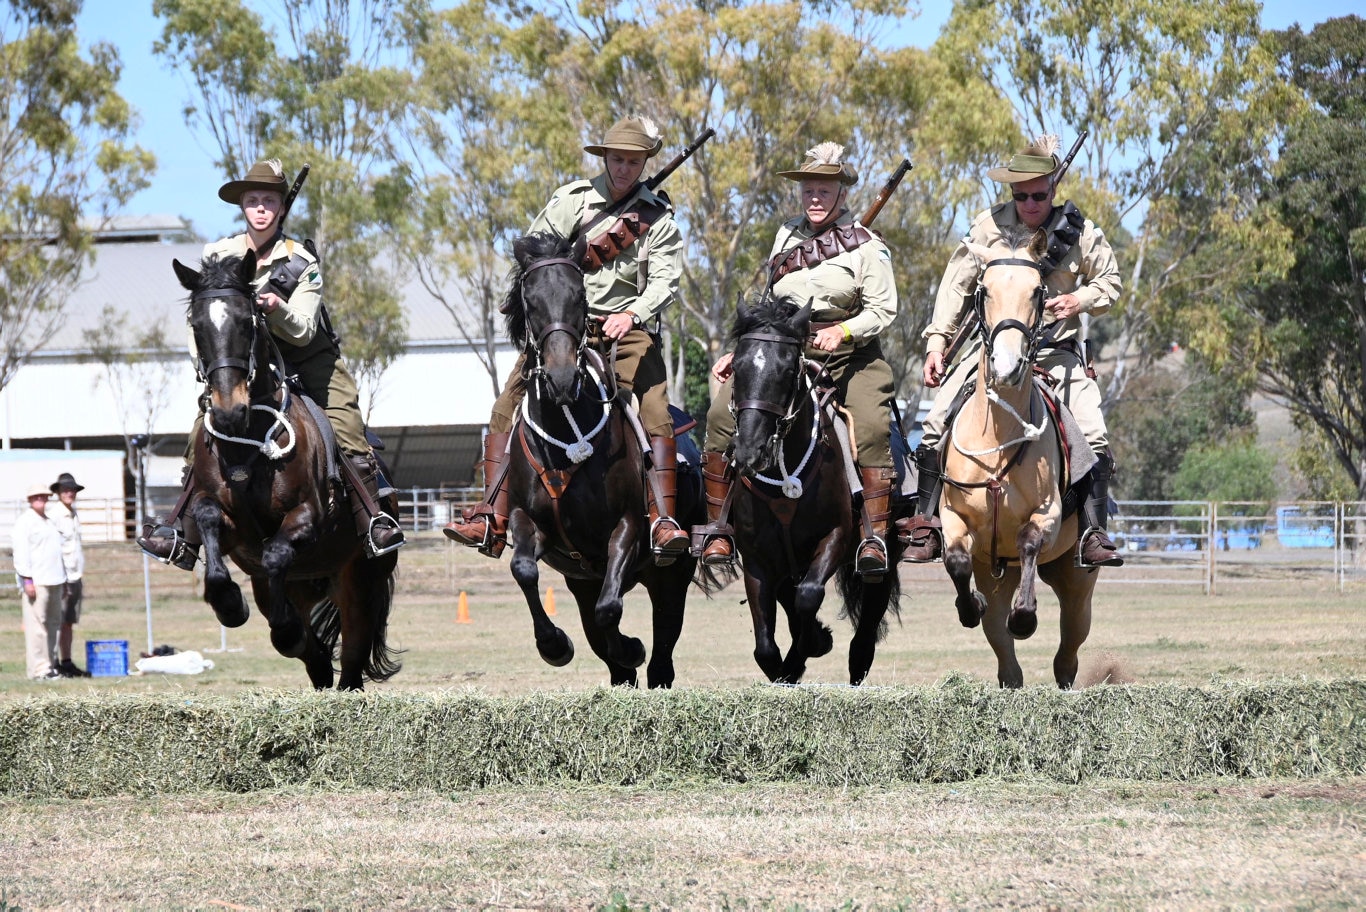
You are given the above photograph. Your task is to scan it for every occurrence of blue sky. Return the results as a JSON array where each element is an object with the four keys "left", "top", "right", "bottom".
[{"left": 79, "top": 0, "right": 1363, "bottom": 241}]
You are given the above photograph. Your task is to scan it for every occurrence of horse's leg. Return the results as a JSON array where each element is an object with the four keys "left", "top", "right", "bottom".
[
  {"left": 942, "top": 514, "right": 985, "bottom": 628},
  {"left": 1008, "top": 521, "right": 1044, "bottom": 641},
  {"left": 191, "top": 498, "right": 250, "bottom": 628},
  {"left": 779, "top": 533, "right": 844, "bottom": 683},
  {"left": 270, "top": 578, "right": 335, "bottom": 690},
  {"left": 978, "top": 567, "right": 1025, "bottom": 688},
  {"left": 744, "top": 567, "right": 783, "bottom": 681},
  {"left": 565, "top": 575, "right": 636, "bottom": 687},
  {"left": 642, "top": 562, "right": 691, "bottom": 689},
  {"left": 331, "top": 561, "right": 372, "bottom": 692},
  {"left": 587, "top": 516, "right": 647, "bottom": 670},
  {"left": 507, "top": 509, "right": 574, "bottom": 667},
  {"left": 259, "top": 531, "right": 307, "bottom": 659},
  {"left": 1040, "top": 557, "right": 1096, "bottom": 690}
]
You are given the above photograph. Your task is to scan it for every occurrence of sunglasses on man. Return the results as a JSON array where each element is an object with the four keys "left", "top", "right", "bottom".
[{"left": 1012, "top": 191, "right": 1051, "bottom": 202}]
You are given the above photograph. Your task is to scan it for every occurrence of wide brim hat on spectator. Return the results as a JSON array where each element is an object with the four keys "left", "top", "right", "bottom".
[
  {"left": 584, "top": 116, "right": 664, "bottom": 158},
  {"left": 218, "top": 159, "right": 290, "bottom": 204},
  {"left": 50, "top": 472, "right": 84, "bottom": 494},
  {"left": 986, "top": 134, "right": 1062, "bottom": 183},
  {"left": 26, "top": 483, "right": 51, "bottom": 499},
  {"left": 777, "top": 142, "right": 859, "bottom": 186}
]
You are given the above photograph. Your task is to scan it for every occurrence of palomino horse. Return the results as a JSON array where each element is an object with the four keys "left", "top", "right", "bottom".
[
  {"left": 498, "top": 233, "right": 717, "bottom": 687},
  {"left": 174, "top": 252, "right": 400, "bottom": 690},
  {"left": 727, "top": 295, "right": 902, "bottom": 684},
  {"left": 940, "top": 226, "right": 1096, "bottom": 689}
]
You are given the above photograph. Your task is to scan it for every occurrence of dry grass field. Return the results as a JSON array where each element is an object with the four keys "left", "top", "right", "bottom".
[{"left": 2, "top": 537, "right": 1365, "bottom": 910}]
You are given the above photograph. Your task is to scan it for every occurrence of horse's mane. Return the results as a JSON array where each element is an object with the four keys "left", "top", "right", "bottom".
[
  {"left": 998, "top": 224, "right": 1046, "bottom": 260},
  {"left": 503, "top": 232, "right": 578, "bottom": 349},
  {"left": 728, "top": 293, "right": 807, "bottom": 348},
  {"left": 197, "top": 254, "right": 254, "bottom": 294}
]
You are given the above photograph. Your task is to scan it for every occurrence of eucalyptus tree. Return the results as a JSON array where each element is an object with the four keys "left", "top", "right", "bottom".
[
  {"left": 153, "top": 0, "right": 413, "bottom": 412},
  {"left": 935, "top": 0, "right": 1298, "bottom": 408},
  {"left": 0, "top": 0, "right": 154, "bottom": 394}
]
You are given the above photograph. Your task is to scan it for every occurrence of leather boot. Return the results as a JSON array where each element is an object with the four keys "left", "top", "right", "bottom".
[
  {"left": 897, "top": 444, "right": 943, "bottom": 563},
  {"left": 857, "top": 466, "right": 894, "bottom": 578},
  {"left": 648, "top": 434, "right": 691, "bottom": 566},
  {"left": 1078, "top": 449, "right": 1124, "bottom": 568},
  {"left": 349, "top": 453, "right": 405, "bottom": 556},
  {"left": 443, "top": 432, "right": 510, "bottom": 558},
  {"left": 691, "top": 450, "right": 735, "bottom": 565},
  {"left": 137, "top": 465, "right": 200, "bottom": 571}
]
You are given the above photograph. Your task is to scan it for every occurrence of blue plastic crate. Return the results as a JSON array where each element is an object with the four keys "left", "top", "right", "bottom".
[{"left": 86, "top": 639, "right": 128, "bottom": 677}]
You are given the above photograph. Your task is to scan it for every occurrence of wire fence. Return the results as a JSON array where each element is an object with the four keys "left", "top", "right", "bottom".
[{"left": 5, "top": 494, "right": 1364, "bottom": 594}]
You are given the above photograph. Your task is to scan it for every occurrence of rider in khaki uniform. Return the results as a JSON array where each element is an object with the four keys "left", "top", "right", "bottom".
[
  {"left": 137, "top": 159, "right": 404, "bottom": 568},
  {"left": 443, "top": 116, "right": 691, "bottom": 565},
  {"left": 903, "top": 134, "right": 1123, "bottom": 568},
  {"left": 698, "top": 142, "right": 899, "bottom": 576}
]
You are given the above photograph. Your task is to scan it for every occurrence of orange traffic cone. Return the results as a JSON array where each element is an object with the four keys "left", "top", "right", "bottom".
[
  {"left": 456, "top": 590, "right": 471, "bottom": 624},
  {"left": 545, "top": 587, "right": 556, "bottom": 617}
]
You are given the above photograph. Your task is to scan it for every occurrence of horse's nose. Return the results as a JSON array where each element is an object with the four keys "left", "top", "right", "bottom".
[
  {"left": 213, "top": 402, "right": 250, "bottom": 436},
  {"left": 545, "top": 364, "right": 579, "bottom": 405}
]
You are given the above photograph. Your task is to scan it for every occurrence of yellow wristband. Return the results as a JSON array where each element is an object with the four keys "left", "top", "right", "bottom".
[{"left": 840, "top": 323, "right": 853, "bottom": 343}]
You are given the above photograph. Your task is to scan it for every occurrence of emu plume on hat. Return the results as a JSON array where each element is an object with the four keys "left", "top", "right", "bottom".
[
  {"left": 218, "top": 158, "right": 290, "bottom": 204},
  {"left": 584, "top": 116, "right": 664, "bottom": 158},
  {"left": 986, "top": 134, "right": 1062, "bottom": 184},
  {"left": 777, "top": 142, "right": 860, "bottom": 186}
]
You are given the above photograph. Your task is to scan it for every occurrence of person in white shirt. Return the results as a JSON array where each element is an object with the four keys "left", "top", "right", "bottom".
[
  {"left": 48, "top": 473, "right": 90, "bottom": 677},
  {"left": 11, "top": 482, "right": 67, "bottom": 680}
]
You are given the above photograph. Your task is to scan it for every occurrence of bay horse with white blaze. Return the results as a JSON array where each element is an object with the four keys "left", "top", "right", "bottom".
[
  {"left": 939, "top": 226, "right": 1096, "bottom": 689},
  {"left": 495, "top": 233, "right": 719, "bottom": 687},
  {"left": 726, "top": 295, "right": 903, "bottom": 684},
  {"left": 175, "top": 252, "right": 400, "bottom": 690}
]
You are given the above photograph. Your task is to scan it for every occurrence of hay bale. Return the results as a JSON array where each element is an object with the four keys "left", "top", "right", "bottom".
[{"left": 1, "top": 678, "right": 1362, "bottom": 797}]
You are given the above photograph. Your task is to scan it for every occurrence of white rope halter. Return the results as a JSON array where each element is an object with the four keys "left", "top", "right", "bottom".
[
  {"left": 951, "top": 385, "right": 1048, "bottom": 458},
  {"left": 520, "top": 361, "right": 613, "bottom": 463},
  {"left": 203, "top": 402, "right": 297, "bottom": 460},
  {"left": 754, "top": 383, "right": 821, "bottom": 499}
]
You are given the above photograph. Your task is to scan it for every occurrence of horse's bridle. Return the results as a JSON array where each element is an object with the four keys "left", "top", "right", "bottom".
[
  {"left": 191, "top": 286, "right": 266, "bottom": 388},
  {"left": 517, "top": 256, "right": 602, "bottom": 398},
  {"left": 973, "top": 257, "right": 1047, "bottom": 372}
]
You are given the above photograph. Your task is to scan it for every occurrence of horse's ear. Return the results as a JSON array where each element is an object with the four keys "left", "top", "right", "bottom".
[
  {"left": 172, "top": 258, "right": 200, "bottom": 291},
  {"left": 794, "top": 298, "right": 814, "bottom": 330},
  {"left": 239, "top": 249, "right": 258, "bottom": 285},
  {"left": 735, "top": 293, "right": 750, "bottom": 324},
  {"left": 1028, "top": 228, "right": 1048, "bottom": 261},
  {"left": 963, "top": 240, "right": 994, "bottom": 267}
]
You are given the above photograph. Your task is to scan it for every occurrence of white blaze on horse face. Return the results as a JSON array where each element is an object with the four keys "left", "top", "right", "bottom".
[
  {"left": 747, "top": 346, "right": 768, "bottom": 374},
  {"left": 208, "top": 299, "right": 231, "bottom": 333},
  {"left": 991, "top": 336, "right": 1025, "bottom": 385}
]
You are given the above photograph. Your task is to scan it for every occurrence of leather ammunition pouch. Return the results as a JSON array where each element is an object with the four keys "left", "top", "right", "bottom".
[
  {"left": 1039, "top": 201, "right": 1086, "bottom": 275},
  {"left": 581, "top": 200, "right": 669, "bottom": 271},
  {"left": 768, "top": 223, "right": 878, "bottom": 283}
]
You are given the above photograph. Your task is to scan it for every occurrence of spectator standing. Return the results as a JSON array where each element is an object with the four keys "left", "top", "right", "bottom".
[
  {"left": 11, "top": 482, "right": 66, "bottom": 680},
  {"left": 49, "top": 473, "right": 90, "bottom": 677}
]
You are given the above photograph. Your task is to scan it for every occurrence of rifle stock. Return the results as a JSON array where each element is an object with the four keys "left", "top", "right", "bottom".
[{"left": 859, "top": 157, "right": 912, "bottom": 227}]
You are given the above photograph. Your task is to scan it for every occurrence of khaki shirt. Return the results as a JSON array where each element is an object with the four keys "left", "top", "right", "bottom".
[
  {"left": 529, "top": 175, "right": 682, "bottom": 324},
  {"left": 770, "top": 211, "right": 898, "bottom": 351},
  {"left": 202, "top": 234, "right": 324, "bottom": 348},
  {"left": 48, "top": 500, "right": 83, "bottom": 582},
  {"left": 923, "top": 201, "right": 1121, "bottom": 356}
]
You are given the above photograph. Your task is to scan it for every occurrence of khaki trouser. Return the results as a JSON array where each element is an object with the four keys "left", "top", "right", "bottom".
[
  {"left": 920, "top": 342, "right": 1109, "bottom": 452},
  {"left": 23, "top": 584, "right": 62, "bottom": 679},
  {"left": 185, "top": 347, "right": 369, "bottom": 461},
  {"left": 491, "top": 328, "right": 674, "bottom": 437},
  {"left": 706, "top": 340, "right": 894, "bottom": 469}
]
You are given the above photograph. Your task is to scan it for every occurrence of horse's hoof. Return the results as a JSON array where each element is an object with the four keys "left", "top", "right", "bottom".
[
  {"left": 809, "top": 623, "right": 834, "bottom": 658},
  {"left": 213, "top": 595, "right": 250, "bottom": 629},
  {"left": 536, "top": 629, "right": 575, "bottom": 667},
  {"left": 270, "top": 625, "right": 307, "bottom": 658},
  {"left": 619, "top": 636, "right": 646, "bottom": 669},
  {"left": 1008, "top": 609, "right": 1038, "bottom": 640},
  {"left": 957, "top": 592, "right": 985, "bottom": 628}
]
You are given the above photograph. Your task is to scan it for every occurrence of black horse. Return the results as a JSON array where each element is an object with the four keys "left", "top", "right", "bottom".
[
  {"left": 726, "top": 295, "right": 903, "bottom": 684},
  {"left": 498, "top": 233, "right": 722, "bottom": 687},
  {"left": 174, "top": 252, "right": 400, "bottom": 690}
]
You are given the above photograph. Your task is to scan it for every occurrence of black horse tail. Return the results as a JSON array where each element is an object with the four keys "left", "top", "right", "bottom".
[
  {"left": 836, "top": 554, "right": 904, "bottom": 636},
  {"left": 693, "top": 558, "right": 739, "bottom": 595},
  {"left": 309, "top": 597, "right": 342, "bottom": 661},
  {"left": 360, "top": 551, "right": 403, "bottom": 682}
]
